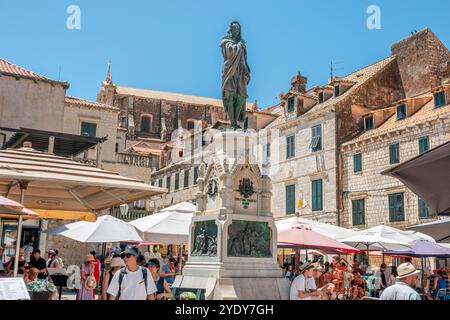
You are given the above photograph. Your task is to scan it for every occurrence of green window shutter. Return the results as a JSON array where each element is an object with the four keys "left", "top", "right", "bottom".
[
  {"left": 389, "top": 144, "right": 400, "bottom": 164},
  {"left": 364, "top": 117, "right": 374, "bottom": 130},
  {"left": 334, "top": 85, "right": 340, "bottom": 97},
  {"left": 396, "top": 104, "right": 406, "bottom": 120},
  {"left": 419, "top": 136, "right": 429, "bottom": 154},
  {"left": 287, "top": 97, "right": 295, "bottom": 112},
  {"left": 318, "top": 91, "right": 324, "bottom": 103},
  {"left": 352, "top": 199, "right": 365, "bottom": 225},
  {"left": 389, "top": 193, "right": 404, "bottom": 222},
  {"left": 310, "top": 125, "right": 322, "bottom": 152},
  {"left": 184, "top": 169, "right": 190, "bottom": 188},
  {"left": 193, "top": 167, "right": 199, "bottom": 185},
  {"left": 158, "top": 179, "right": 163, "bottom": 188},
  {"left": 353, "top": 153, "right": 362, "bottom": 172},
  {"left": 81, "top": 122, "right": 97, "bottom": 137},
  {"left": 312, "top": 179, "right": 323, "bottom": 211},
  {"left": 418, "top": 198, "right": 429, "bottom": 219},
  {"left": 166, "top": 176, "right": 171, "bottom": 192},
  {"left": 285, "top": 185, "right": 296, "bottom": 215},
  {"left": 434, "top": 92, "right": 446, "bottom": 108},
  {"left": 175, "top": 173, "right": 180, "bottom": 190},
  {"left": 287, "top": 135, "right": 295, "bottom": 159}
]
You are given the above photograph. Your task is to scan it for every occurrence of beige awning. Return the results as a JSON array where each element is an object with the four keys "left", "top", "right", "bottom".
[{"left": 0, "top": 148, "right": 166, "bottom": 221}]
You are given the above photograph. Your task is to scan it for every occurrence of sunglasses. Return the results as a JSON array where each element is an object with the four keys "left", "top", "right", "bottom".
[
  {"left": 123, "top": 253, "right": 134, "bottom": 259},
  {"left": 86, "top": 261, "right": 92, "bottom": 264}
]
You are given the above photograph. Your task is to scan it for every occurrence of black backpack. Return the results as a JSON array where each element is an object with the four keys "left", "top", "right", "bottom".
[{"left": 117, "top": 267, "right": 148, "bottom": 300}]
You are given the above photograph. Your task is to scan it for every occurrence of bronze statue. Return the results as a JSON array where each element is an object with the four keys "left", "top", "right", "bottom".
[{"left": 220, "top": 21, "right": 251, "bottom": 130}]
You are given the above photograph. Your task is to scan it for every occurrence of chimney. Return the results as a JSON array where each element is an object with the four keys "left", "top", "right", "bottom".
[{"left": 291, "top": 72, "right": 308, "bottom": 93}]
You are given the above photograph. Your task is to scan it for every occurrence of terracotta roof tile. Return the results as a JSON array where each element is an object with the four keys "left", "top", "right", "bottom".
[
  {"left": 346, "top": 95, "right": 450, "bottom": 145},
  {"left": 0, "top": 58, "right": 68, "bottom": 87},
  {"left": 267, "top": 56, "right": 397, "bottom": 129},
  {"left": 65, "top": 96, "right": 119, "bottom": 112}
]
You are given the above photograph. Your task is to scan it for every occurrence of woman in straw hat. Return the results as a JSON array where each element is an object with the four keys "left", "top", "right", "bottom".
[
  {"left": 76, "top": 254, "right": 96, "bottom": 300},
  {"left": 101, "top": 256, "right": 125, "bottom": 300}
]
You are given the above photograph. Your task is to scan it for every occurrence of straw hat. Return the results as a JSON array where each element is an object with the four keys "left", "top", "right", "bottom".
[
  {"left": 110, "top": 257, "right": 125, "bottom": 268},
  {"left": 299, "top": 262, "right": 314, "bottom": 274},
  {"left": 396, "top": 262, "right": 421, "bottom": 279},
  {"left": 84, "top": 274, "right": 97, "bottom": 290},
  {"left": 85, "top": 254, "right": 95, "bottom": 262}
]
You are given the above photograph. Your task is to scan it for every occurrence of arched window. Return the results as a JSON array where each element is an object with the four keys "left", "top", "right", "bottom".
[{"left": 141, "top": 115, "right": 152, "bottom": 133}]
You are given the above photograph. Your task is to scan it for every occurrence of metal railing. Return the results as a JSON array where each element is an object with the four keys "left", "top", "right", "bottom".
[
  {"left": 115, "top": 153, "right": 156, "bottom": 168},
  {"left": 110, "top": 207, "right": 154, "bottom": 221}
]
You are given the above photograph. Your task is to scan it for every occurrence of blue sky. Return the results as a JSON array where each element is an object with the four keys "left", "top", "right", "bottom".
[{"left": 1, "top": 0, "right": 449, "bottom": 108}]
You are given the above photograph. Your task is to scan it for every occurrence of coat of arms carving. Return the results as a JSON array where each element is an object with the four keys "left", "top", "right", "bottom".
[
  {"left": 207, "top": 179, "right": 218, "bottom": 197},
  {"left": 238, "top": 178, "right": 254, "bottom": 198}
]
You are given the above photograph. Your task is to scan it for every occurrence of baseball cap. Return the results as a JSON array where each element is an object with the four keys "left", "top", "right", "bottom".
[
  {"left": 146, "top": 258, "right": 160, "bottom": 268},
  {"left": 121, "top": 245, "right": 139, "bottom": 256}
]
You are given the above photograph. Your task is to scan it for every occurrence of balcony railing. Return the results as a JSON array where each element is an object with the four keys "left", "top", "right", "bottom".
[
  {"left": 116, "top": 153, "right": 157, "bottom": 168},
  {"left": 110, "top": 207, "right": 154, "bottom": 221}
]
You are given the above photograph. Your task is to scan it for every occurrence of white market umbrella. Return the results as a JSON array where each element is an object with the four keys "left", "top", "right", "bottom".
[
  {"left": 361, "top": 225, "right": 435, "bottom": 244},
  {"left": 275, "top": 216, "right": 358, "bottom": 240},
  {"left": 340, "top": 234, "right": 410, "bottom": 251},
  {"left": 129, "top": 201, "right": 195, "bottom": 244},
  {"left": 340, "top": 233, "right": 410, "bottom": 265},
  {"left": 46, "top": 214, "right": 142, "bottom": 243}
]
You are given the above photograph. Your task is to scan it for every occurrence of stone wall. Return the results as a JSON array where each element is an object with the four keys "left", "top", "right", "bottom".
[
  {"left": 341, "top": 117, "right": 450, "bottom": 229},
  {"left": 269, "top": 112, "right": 338, "bottom": 224},
  {"left": 392, "top": 28, "right": 450, "bottom": 98},
  {"left": 0, "top": 76, "right": 66, "bottom": 138},
  {"left": 63, "top": 105, "right": 119, "bottom": 162},
  {"left": 103, "top": 92, "right": 228, "bottom": 142},
  {"left": 150, "top": 163, "right": 198, "bottom": 210}
]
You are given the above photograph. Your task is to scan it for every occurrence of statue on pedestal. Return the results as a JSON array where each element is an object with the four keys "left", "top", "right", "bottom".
[{"left": 220, "top": 21, "right": 251, "bottom": 130}]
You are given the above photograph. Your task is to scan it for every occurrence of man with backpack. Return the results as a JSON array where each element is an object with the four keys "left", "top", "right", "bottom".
[{"left": 107, "top": 245, "right": 157, "bottom": 300}]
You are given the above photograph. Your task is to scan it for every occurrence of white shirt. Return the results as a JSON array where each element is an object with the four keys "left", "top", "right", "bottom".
[
  {"left": 107, "top": 266, "right": 157, "bottom": 300},
  {"left": 380, "top": 281, "right": 421, "bottom": 300},
  {"left": 23, "top": 245, "right": 33, "bottom": 263},
  {"left": 290, "top": 274, "right": 311, "bottom": 300}
]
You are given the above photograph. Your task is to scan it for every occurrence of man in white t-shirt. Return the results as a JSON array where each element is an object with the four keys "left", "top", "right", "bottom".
[
  {"left": 107, "top": 245, "right": 157, "bottom": 300},
  {"left": 290, "top": 262, "right": 329, "bottom": 300}
]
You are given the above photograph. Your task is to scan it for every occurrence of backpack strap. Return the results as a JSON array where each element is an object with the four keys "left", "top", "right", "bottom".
[
  {"left": 142, "top": 267, "right": 148, "bottom": 295},
  {"left": 117, "top": 269, "right": 127, "bottom": 300}
]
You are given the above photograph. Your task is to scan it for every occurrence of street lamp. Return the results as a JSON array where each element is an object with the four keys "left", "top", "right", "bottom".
[{"left": 119, "top": 203, "right": 129, "bottom": 217}]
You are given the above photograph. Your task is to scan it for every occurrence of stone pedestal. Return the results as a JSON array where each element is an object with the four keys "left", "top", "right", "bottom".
[{"left": 173, "top": 131, "right": 290, "bottom": 300}]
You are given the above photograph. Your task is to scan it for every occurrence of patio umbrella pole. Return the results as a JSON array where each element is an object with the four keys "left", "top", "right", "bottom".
[
  {"left": 421, "top": 258, "right": 424, "bottom": 291},
  {"left": 13, "top": 183, "right": 27, "bottom": 277},
  {"left": 367, "top": 244, "right": 370, "bottom": 267}
]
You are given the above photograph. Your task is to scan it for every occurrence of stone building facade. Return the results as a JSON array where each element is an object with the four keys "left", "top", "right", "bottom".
[
  {"left": 341, "top": 84, "right": 450, "bottom": 229},
  {"left": 0, "top": 58, "right": 69, "bottom": 141},
  {"left": 265, "top": 28, "right": 449, "bottom": 226},
  {"left": 63, "top": 96, "right": 120, "bottom": 163}
]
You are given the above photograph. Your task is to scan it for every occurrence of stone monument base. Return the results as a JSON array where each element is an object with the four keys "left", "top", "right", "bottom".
[{"left": 173, "top": 275, "right": 290, "bottom": 300}]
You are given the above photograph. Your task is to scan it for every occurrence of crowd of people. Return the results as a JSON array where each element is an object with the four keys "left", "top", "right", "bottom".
[
  {"left": 77, "top": 245, "right": 179, "bottom": 300},
  {"left": 0, "top": 237, "right": 64, "bottom": 299},
  {"left": 286, "top": 256, "right": 449, "bottom": 301},
  {"left": 0, "top": 236, "right": 185, "bottom": 300}
]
